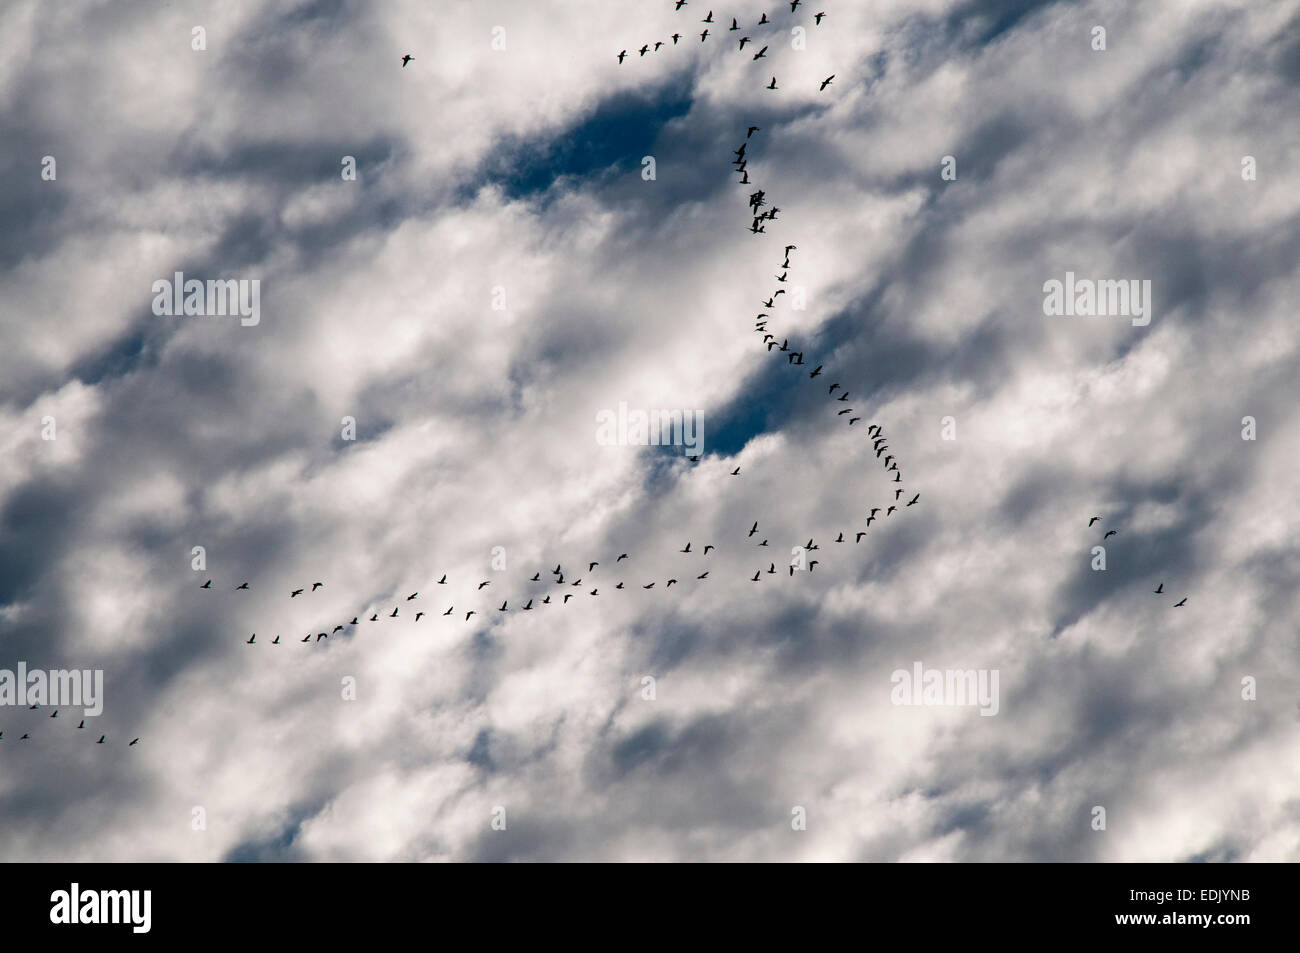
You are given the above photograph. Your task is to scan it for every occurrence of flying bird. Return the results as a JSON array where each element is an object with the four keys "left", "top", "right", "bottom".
[
  {"left": 406, "top": 592, "right": 418, "bottom": 600},
  {"left": 312, "top": 582, "right": 323, "bottom": 591},
  {"left": 730, "top": 17, "right": 739, "bottom": 30},
  {"left": 437, "top": 574, "right": 447, "bottom": 584},
  {"left": 739, "top": 36, "right": 751, "bottom": 50},
  {"left": 200, "top": 579, "right": 212, "bottom": 589},
  {"left": 815, "top": 11, "right": 826, "bottom": 24},
  {"left": 820, "top": 74, "right": 835, "bottom": 90},
  {"left": 749, "top": 521, "right": 759, "bottom": 537},
  {"left": 290, "top": 588, "right": 303, "bottom": 597},
  {"left": 907, "top": 493, "right": 920, "bottom": 506},
  {"left": 747, "top": 125, "right": 760, "bottom": 137},
  {"left": 1103, "top": 530, "right": 1117, "bottom": 539},
  {"left": 1154, "top": 583, "right": 1164, "bottom": 594},
  {"left": 767, "top": 76, "right": 778, "bottom": 89},
  {"left": 246, "top": 634, "right": 256, "bottom": 644},
  {"left": 700, "top": 29, "right": 710, "bottom": 41},
  {"left": 478, "top": 580, "right": 490, "bottom": 590},
  {"left": 1173, "top": 597, "right": 1188, "bottom": 607},
  {"left": 702, "top": 10, "right": 713, "bottom": 22},
  {"left": 618, "top": 50, "right": 627, "bottom": 63},
  {"left": 731, "top": 467, "right": 741, "bottom": 475},
  {"left": 236, "top": 582, "right": 249, "bottom": 590},
  {"left": 752, "top": 45, "right": 768, "bottom": 60},
  {"left": 401, "top": 54, "right": 413, "bottom": 67},
  {"left": 1088, "top": 516, "right": 1102, "bottom": 526},
  {"left": 639, "top": 44, "right": 649, "bottom": 56}
]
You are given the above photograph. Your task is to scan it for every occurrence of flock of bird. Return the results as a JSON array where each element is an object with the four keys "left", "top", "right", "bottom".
[
  {"left": 615, "top": 1, "right": 835, "bottom": 95},
  {"left": 1085, "top": 516, "right": 1190, "bottom": 607},
  {"left": 228, "top": 113, "right": 920, "bottom": 646},
  {"left": 1, "top": 705, "right": 139, "bottom": 747}
]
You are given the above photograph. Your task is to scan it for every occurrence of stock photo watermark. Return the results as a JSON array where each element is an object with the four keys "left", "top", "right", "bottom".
[
  {"left": 595, "top": 402, "right": 704, "bottom": 456},
  {"left": 0, "top": 664, "right": 104, "bottom": 717},
  {"left": 151, "top": 272, "right": 261, "bottom": 326},
  {"left": 891, "top": 662, "right": 1000, "bottom": 716}
]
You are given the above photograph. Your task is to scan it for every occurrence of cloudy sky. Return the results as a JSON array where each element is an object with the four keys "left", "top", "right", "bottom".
[{"left": 1, "top": 0, "right": 1298, "bottom": 862}]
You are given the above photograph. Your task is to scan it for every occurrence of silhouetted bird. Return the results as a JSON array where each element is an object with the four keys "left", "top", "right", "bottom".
[
  {"left": 478, "top": 580, "right": 490, "bottom": 590},
  {"left": 1173, "top": 597, "right": 1187, "bottom": 607},
  {"left": 643, "top": 583, "right": 655, "bottom": 589},
  {"left": 401, "top": 54, "right": 413, "bottom": 67},
  {"left": 731, "top": 467, "right": 741, "bottom": 475},
  {"left": 246, "top": 634, "right": 256, "bottom": 644},
  {"left": 236, "top": 582, "right": 249, "bottom": 590},
  {"left": 767, "top": 77, "right": 778, "bottom": 89},
  {"left": 815, "top": 11, "right": 826, "bottom": 24},
  {"left": 1103, "top": 530, "right": 1117, "bottom": 539},
  {"left": 618, "top": 553, "right": 629, "bottom": 561},
  {"left": 747, "top": 125, "right": 760, "bottom": 137},
  {"left": 312, "top": 582, "right": 323, "bottom": 591},
  {"left": 618, "top": 50, "right": 627, "bottom": 63},
  {"left": 820, "top": 74, "right": 835, "bottom": 90},
  {"left": 201, "top": 580, "right": 212, "bottom": 589},
  {"left": 129, "top": 738, "right": 139, "bottom": 746},
  {"left": 1088, "top": 516, "right": 1102, "bottom": 526},
  {"left": 907, "top": 493, "right": 920, "bottom": 506},
  {"left": 1154, "top": 583, "right": 1164, "bottom": 594},
  {"left": 752, "top": 45, "right": 768, "bottom": 60},
  {"left": 466, "top": 611, "right": 476, "bottom": 620},
  {"left": 437, "top": 574, "right": 447, "bottom": 584},
  {"left": 291, "top": 588, "right": 303, "bottom": 597}
]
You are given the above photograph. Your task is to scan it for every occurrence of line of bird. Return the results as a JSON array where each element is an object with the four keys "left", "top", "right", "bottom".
[
  {"left": 615, "top": 2, "right": 833, "bottom": 94},
  {"left": 1085, "top": 516, "right": 1189, "bottom": 607},
  {"left": 1, "top": 705, "right": 139, "bottom": 746},
  {"left": 735, "top": 125, "right": 917, "bottom": 507}
]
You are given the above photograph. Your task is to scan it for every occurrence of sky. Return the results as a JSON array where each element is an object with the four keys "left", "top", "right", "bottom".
[{"left": 0, "top": 0, "right": 1298, "bottom": 862}]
